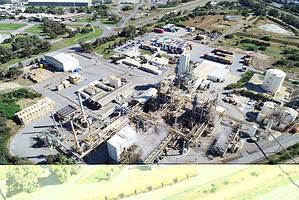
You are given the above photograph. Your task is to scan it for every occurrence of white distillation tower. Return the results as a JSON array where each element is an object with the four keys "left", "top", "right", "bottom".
[{"left": 261, "top": 69, "right": 286, "bottom": 95}]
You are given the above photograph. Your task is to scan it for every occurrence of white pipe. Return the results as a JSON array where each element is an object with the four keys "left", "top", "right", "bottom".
[{"left": 77, "top": 92, "right": 87, "bottom": 122}]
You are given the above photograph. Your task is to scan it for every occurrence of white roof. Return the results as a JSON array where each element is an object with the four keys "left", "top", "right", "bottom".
[
  {"left": 29, "top": 0, "right": 90, "bottom": 2},
  {"left": 193, "top": 60, "right": 228, "bottom": 80},
  {"left": 216, "top": 105, "right": 225, "bottom": 114},
  {"left": 208, "top": 67, "right": 229, "bottom": 79},
  {"left": 108, "top": 126, "right": 136, "bottom": 148},
  {"left": 134, "top": 88, "right": 158, "bottom": 104},
  {"left": 149, "top": 57, "right": 168, "bottom": 66},
  {"left": 266, "top": 69, "right": 286, "bottom": 76},
  {"left": 46, "top": 52, "right": 79, "bottom": 68},
  {"left": 122, "top": 58, "right": 141, "bottom": 67}
]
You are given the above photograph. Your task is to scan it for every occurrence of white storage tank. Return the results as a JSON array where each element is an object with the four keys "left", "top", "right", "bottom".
[
  {"left": 261, "top": 101, "right": 277, "bottom": 117},
  {"left": 256, "top": 113, "right": 265, "bottom": 123},
  {"left": 177, "top": 52, "right": 190, "bottom": 75},
  {"left": 278, "top": 107, "right": 298, "bottom": 125},
  {"left": 262, "top": 69, "right": 286, "bottom": 94}
]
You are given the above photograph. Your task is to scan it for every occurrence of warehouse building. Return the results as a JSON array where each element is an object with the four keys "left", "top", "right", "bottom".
[
  {"left": 45, "top": 53, "right": 81, "bottom": 72},
  {"left": 193, "top": 60, "right": 229, "bottom": 82},
  {"left": 28, "top": 0, "right": 92, "bottom": 7}
]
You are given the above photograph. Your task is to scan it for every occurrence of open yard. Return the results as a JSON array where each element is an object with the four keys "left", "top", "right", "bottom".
[
  {"left": 0, "top": 23, "right": 26, "bottom": 31},
  {"left": 180, "top": 15, "right": 241, "bottom": 32},
  {"left": 218, "top": 34, "right": 299, "bottom": 76},
  {"left": 243, "top": 17, "right": 299, "bottom": 45}
]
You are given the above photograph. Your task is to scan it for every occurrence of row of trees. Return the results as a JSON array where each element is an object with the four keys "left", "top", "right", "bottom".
[
  {"left": 25, "top": 6, "right": 65, "bottom": 15},
  {"left": 25, "top": 5, "right": 109, "bottom": 16}
]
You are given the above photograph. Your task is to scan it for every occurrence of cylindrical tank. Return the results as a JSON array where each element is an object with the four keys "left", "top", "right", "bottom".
[
  {"left": 261, "top": 101, "right": 277, "bottom": 117},
  {"left": 262, "top": 69, "right": 286, "bottom": 94},
  {"left": 278, "top": 107, "right": 298, "bottom": 125},
  {"left": 256, "top": 113, "right": 265, "bottom": 122}
]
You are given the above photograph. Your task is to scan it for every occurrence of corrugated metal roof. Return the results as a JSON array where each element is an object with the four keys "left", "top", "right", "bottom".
[{"left": 45, "top": 52, "right": 79, "bottom": 67}]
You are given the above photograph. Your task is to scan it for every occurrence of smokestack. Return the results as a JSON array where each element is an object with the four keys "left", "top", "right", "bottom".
[
  {"left": 70, "top": 120, "right": 80, "bottom": 150},
  {"left": 50, "top": 111, "right": 59, "bottom": 131},
  {"left": 77, "top": 92, "right": 87, "bottom": 122}
]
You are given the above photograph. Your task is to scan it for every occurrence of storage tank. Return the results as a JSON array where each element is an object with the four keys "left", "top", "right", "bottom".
[
  {"left": 256, "top": 113, "right": 265, "bottom": 123},
  {"left": 278, "top": 107, "right": 298, "bottom": 125},
  {"left": 261, "top": 101, "right": 277, "bottom": 117},
  {"left": 262, "top": 69, "right": 286, "bottom": 94}
]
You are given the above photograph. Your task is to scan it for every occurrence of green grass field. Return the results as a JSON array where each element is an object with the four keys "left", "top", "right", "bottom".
[
  {"left": 101, "top": 17, "right": 119, "bottom": 25},
  {"left": 77, "top": 17, "right": 96, "bottom": 23},
  {"left": 25, "top": 24, "right": 44, "bottom": 35},
  {"left": 0, "top": 23, "right": 26, "bottom": 31},
  {"left": 52, "top": 26, "right": 102, "bottom": 50}
]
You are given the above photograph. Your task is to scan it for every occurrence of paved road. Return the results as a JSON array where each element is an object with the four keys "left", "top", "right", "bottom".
[{"left": 230, "top": 133, "right": 299, "bottom": 163}]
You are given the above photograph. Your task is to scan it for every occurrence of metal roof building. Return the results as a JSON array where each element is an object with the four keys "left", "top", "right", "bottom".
[
  {"left": 28, "top": 0, "right": 92, "bottom": 6},
  {"left": 45, "top": 53, "right": 81, "bottom": 72},
  {"left": 107, "top": 126, "right": 136, "bottom": 162}
]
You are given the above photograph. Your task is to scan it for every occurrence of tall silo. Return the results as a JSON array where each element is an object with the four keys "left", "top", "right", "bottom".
[{"left": 262, "top": 69, "right": 286, "bottom": 94}]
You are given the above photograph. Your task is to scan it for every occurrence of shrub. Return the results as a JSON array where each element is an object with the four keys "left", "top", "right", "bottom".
[{"left": 261, "top": 36, "right": 271, "bottom": 41}]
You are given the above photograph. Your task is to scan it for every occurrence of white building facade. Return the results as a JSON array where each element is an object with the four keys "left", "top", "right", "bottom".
[
  {"left": 28, "top": 0, "right": 92, "bottom": 7},
  {"left": 45, "top": 53, "right": 81, "bottom": 72}
]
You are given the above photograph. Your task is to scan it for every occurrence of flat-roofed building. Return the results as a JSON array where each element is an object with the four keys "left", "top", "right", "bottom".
[{"left": 28, "top": 0, "right": 92, "bottom": 7}]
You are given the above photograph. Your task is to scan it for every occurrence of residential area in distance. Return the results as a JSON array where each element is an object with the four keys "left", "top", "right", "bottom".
[{"left": 0, "top": 0, "right": 298, "bottom": 166}]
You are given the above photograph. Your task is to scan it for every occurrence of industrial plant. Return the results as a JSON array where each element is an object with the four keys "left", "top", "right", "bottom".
[{"left": 7, "top": 22, "right": 299, "bottom": 165}]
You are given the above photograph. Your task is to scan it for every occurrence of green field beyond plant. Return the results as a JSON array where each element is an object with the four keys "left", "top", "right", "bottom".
[{"left": 0, "top": 23, "right": 26, "bottom": 31}]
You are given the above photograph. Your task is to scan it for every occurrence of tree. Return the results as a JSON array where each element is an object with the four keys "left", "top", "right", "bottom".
[
  {"left": 121, "top": 5, "right": 133, "bottom": 11},
  {"left": 5, "top": 67, "right": 23, "bottom": 80},
  {"left": 40, "top": 41, "right": 51, "bottom": 51},
  {"left": 79, "top": 41, "right": 94, "bottom": 53},
  {"left": 51, "top": 165, "right": 80, "bottom": 183},
  {"left": 119, "top": 25, "right": 136, "bottom": 38},
  {"left": 268, "top": 9, "right": 280, "bottom": 18},
  {"left": 7, "top": 166, "right": 44, "bottom": 197}
]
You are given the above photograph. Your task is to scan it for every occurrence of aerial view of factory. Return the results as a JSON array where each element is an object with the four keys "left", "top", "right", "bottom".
[{"left": 0, "top": 0, "right": 298, "bottom": 166}]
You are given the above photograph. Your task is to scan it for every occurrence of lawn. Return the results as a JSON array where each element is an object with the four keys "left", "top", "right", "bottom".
[
  {"left": 52, "top": 26, "right": 102, "bottom": 50},
  {"left": 100, "top": 17, "right": 119, "bottom": 25},
  {"left": 0, "top": 23, "right": 26, "bottom": 31},
  {"left": 25, "top": 24, "right": 44, "bottom": 35},
  {"left": 140, "top": 48, "right": 154, "bottom": 55},
  {"left": 77, "top": 17, "right": 96, "bottom": 23}
]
